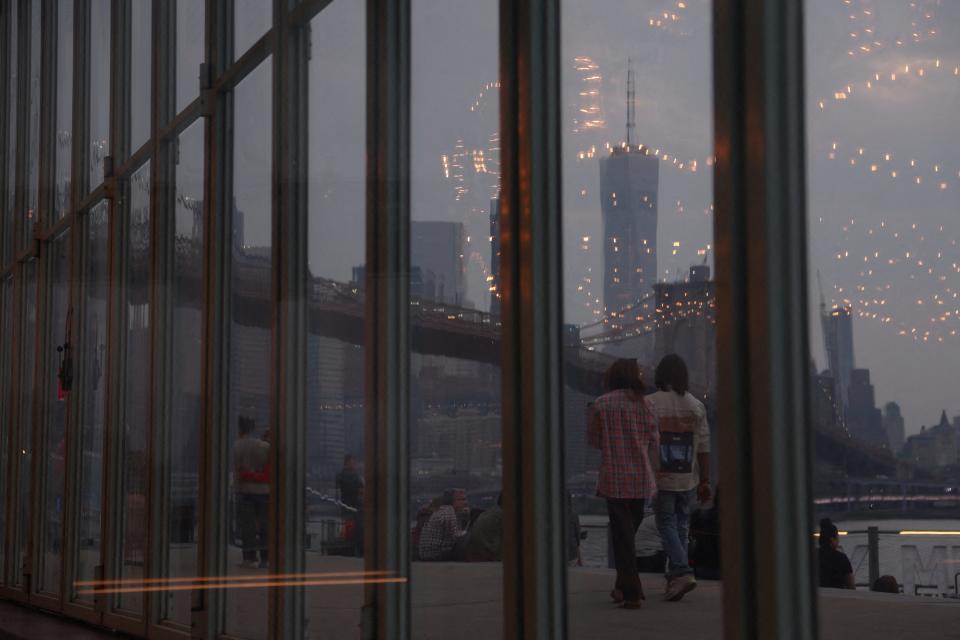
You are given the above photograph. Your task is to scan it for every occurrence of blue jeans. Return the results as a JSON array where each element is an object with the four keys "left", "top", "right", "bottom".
[{"left": 653, "top": 489, "right": 695, "bottom": 579}]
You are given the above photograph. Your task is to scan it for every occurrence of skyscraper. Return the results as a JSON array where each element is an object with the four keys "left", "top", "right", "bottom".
[
  {"left": 821, "top": 305, "right": 855, "bottom": 412},
  {"left": 599, "top": 144, "right": 659, "bottom": 323},
  {"left": 598, "top": 62, "right": 659, "bottom": 325},
  {"left": 411, "top": 221, "right": 468, "bottom": 307},
  {"left": 489, "top": 198, "right": 501, "bottom": 315}
]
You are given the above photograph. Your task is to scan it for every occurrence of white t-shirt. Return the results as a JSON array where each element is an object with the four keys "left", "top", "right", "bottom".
[{"left": 647, "top": 389, "right": 711, "bottom": 492}]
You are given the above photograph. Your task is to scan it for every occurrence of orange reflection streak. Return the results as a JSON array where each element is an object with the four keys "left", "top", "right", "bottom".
[
  {"left": 76, "top": 576, "right": 407, "bottom": 595},
  {"left": 74, "top": 570, "right": 394, "bottom": 588}
]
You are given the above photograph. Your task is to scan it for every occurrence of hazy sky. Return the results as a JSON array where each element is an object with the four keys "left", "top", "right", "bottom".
[{"left": 222, "top": 0, "right": 958, "bottom": 436}]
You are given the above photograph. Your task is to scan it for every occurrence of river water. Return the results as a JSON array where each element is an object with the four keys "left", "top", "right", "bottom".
[{"left": 579, "top": 515, "right": 960, "bottom": 596}]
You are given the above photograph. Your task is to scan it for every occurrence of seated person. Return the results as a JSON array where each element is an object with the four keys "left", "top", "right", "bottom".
[
  {"left": 635, "top": 514, "right": 666, "bottom": 574},
  {"left": 871, "top": 575, "right": 899, "bottom": 594},
  {"left": 818, "top": 518, "right": 854, "bottom": 589},
  {"left": 418, "top": 488, "right": 468, "bottom": 561},
  {"left": 465, "top": 495, "right": 503, "bottom": 562}
]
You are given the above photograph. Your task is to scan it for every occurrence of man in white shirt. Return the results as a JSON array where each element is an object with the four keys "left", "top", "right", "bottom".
[{"left": 648, "top": 354, "right": 712, "bottom": 601}]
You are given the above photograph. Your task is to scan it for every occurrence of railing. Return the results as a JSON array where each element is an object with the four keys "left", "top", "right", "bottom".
[{"left": 580, "top": 521, "right": 960, "bottom": 597}]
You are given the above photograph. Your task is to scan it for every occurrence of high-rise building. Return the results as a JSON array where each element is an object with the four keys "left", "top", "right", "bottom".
[
  {"left": 882, "top": 401, "right": 906, "bottom": 453},
  {"left": 598, "top": 144, "right": 659, "bottom": 323},
  {"left": 821, "top": 305, "right": 854, "bottom": 413},
  {"left": 652, "top": 265, "right": 716, "bottom": 393},
  {"left": 846, "top": 368, "right": 886, "bottom": 447},
  {"left": 411, "top": 220, "right": 468, "bottom": 306},
  {"left": 489, "top": 198, "right": 501, "bottom": 315}
]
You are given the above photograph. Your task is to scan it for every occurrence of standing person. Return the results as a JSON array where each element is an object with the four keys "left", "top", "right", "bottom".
[
  {"left": 818, "top": 518, "right": 855, "bottom": 589},
  {"left": 234, "top": 416, "right": 270, "bottom": 568},
  {"left": 336, "top": 454, "right": 364, "bottom": 510},
  {"left": 648, "top": 354, "right": 711, "bottom": 601},
  {"left": 588, "top": 359, "right": 659, "bottom": 609}
]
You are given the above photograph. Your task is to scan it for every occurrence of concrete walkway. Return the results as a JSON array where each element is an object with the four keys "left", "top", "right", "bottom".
[{"left": 0, "top": 559, "right": 957, "bottom": 639}]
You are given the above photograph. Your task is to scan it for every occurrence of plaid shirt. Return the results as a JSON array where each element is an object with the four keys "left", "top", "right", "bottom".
[
  {"left": 589, "top": 389, "right": 659, "bottom": 500},
  {"left": 418, "top": 505, "right": 464, "bottom": 560}
]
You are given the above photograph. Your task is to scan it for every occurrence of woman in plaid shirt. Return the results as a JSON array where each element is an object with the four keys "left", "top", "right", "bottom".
[{"left": 588, "top": 358, "right": 659, "bottom": 609}]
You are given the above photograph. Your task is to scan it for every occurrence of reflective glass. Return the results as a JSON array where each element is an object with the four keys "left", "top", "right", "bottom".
[
  {"left": 54, "top": 1, "right": 74, "bottom": 220},
  {"left": 39, "top": 233, "right": 70, "bottom": 596},
  {"left": 89, "top": 0, "right": 111, "bottom": 191},
  {"left": 175, "top": 0, "right": 205, "bottom": 115},
  {"left": 302, "top": 3, "right": 366, "bottom": 635},
  {"left": 129, "top": 0, "right": 151, "bottom": 153},
  {"left": 4, "top": 0, "right": 18, "bottom": 263},
  {"left": 158, "top": 121, "right": 204, "bottom": 626},
  {"left": 116, "top": 162, "right": 151, "bottom": 615},
  {"left": 410, "top": 1, "right": 502, "bottom": 636},
  {"left": 14, "top": 259, "right": 38, "bottom": 587},
  {"left": 805, "top": 1, "right": 960, "bottom": 607},
  {"left": 233, "top": 0, "right": 272, "bottom": 63},
  {"left": 223, "top": 60, "right": 272, "bottom": 640},
  {"left": 74, "top": 202, "right": 109, "bottom": 603},
  {"left": 561, "top": 2, "right": 718, "bottom": 633},
  {"left": 23, "top": 0, "right": 40, "bottom": 247},
  {"left": 0, "top": 276, "right": 13, "bottom": 582}
]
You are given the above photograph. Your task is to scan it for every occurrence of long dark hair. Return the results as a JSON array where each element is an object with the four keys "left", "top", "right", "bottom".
[
  {"left": 603, "top": 358, "right": 645, "bottom": 397},
  {"left": 654, "top": 354, "right": 689, "bottom": 396}
]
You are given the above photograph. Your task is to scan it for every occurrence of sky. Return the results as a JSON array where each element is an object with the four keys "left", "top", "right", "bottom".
[{"left": 219, "top": 0, "right": 959, "bottom": 437}]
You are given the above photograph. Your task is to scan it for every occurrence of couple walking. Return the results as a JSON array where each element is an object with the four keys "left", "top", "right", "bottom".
[{"left": 588, "top": 354, "right": 711, "bottom": 609}]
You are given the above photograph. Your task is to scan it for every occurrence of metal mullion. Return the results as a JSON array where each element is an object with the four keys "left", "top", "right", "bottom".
[
  {"left": 12, "top": 2, "right": 29, "bottom": 277},
  {"left": 74, "top": 0, "right": 91, "bottom": 200},
  {"left": 713, "top": 1, "right": 816, "bottom": 639},
  {"left": 191, "top": 0, "right": 220, "bottom": 636},
  {"left": 77, "top": 184, "right": 110, "bottom": 216},
  {"left": 498, "top": 0, "right": 567, "bottom": 638},
  {"left": 365, "top": 0, "right": 410, "bottom": 638},
  {"left": 2, "top": 260, "right": 29, "bottom": 601},
  {"left": 0, "top": 266, "right": 18, "bottom": 594},
  {"left": 211, "top": 32, "right": 275, "bottom": 97},
  {"left": 37, "top": 0, "right": 56, "bottom": 235},
  {"left": 157, "top": 98, "right": 204, "bottom": 146},
  {"left": 274, "top": 3, "right": 308, "bottom": 637},
  {"left": 286, "top": 0, "right": 334, "bottom": 28},
  {"left": 0, "top": 4, "right": 9, "bottom": 269},
  {"left": 197, "top": 0, "right": 233, "bottom": 632},
  {"left": 35, "top": 209, "right": 76, "bottom": 242},
  {"left": 112, "top": 139, "right": 154, "bottom": 184}
]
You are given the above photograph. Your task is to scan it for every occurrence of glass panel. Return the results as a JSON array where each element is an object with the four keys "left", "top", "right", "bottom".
[
  {"left": 561, "top": 1, "right": 718, "bottom": 631},
  {"left": 223, "top": 60, "right": 271, "bottom": 640},
  {"left": 410, "top": 1, "right": 502, "bottom": 636},
  {"left": 89, "top": 0, "right": 111, "bottom": 191},
  {"left": 38, "top": 233, "right": 70, "bottom": 596},
  {"left": 0, "top": 276, "right": 14, "bottom": 582},
  {"left": 302, "top": 3, "right": 366, "bottom": 635},
  {"left": 233, "top": 0, "right": 272, "bottom": 63},
  {"left": 14, "top": 259, "right": 38, "bottom": 587},
  {"left": 23, "top": 0, "right": 40, "bottom": 248},
  {"left": 74, "top": 202, "right": 109, "bottom": 603},
  {"left": 54, "top": 1, "right": 74, "bottom": 220},
  {"left": 116, "top": 162, "right": 151, "bottom": 614},
  {"left": 158, "top": 121, "right": 203, "bottom": 626},
  {"left": 129, "top": 0, "right": 151, "bottom": 153},
  {"left": 805, "top": 1, "right": 960, "bottom": 605},
  {"left": 175, "top": 0, "right": 205, "bottom": 115}
]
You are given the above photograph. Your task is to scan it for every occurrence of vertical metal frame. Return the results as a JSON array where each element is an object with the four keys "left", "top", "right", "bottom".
[
  {"left": 365, "top": 0, "right": 410, "bottom": 638},
  {"left": 714, "top": 1, "right": 817, "bottom": 639},
  {"left": 498, "top": 0, "right": 567, "bottom": 638},
  {"left": 275, "top": 0, "right": 306, "bottom": 636}
]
